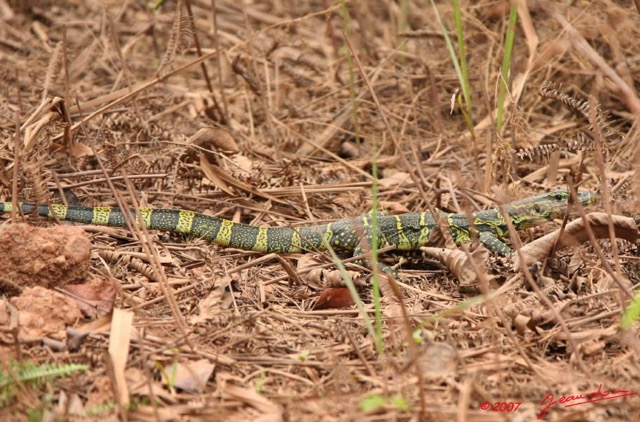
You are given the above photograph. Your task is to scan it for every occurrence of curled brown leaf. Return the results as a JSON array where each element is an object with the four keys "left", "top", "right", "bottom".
[
  {"left": 297, "top": 254, "right": 365, "bottom": 288},
  {"left": 516, "top": 213, "right": 639, "bottom": 269},
  {"left": 420, "top": 246, "right": 492, "bottom": 288}
]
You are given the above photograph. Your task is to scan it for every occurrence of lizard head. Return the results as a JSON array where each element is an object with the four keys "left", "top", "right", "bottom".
[{"left": 505, "top": 189, "right": 598, "bottom": 229}]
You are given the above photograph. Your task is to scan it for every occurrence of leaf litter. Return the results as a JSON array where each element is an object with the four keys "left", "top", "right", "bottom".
[{"left": 0, "top": 0, "right": 639, "bottom": 420}]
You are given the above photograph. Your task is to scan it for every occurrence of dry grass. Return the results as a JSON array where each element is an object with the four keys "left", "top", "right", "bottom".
[{"left": 1, "top": 0, "right": 639, "bottom": 420}]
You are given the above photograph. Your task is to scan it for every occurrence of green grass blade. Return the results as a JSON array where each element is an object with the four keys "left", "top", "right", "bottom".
[
  {"left": 430, "top": 0, "right": 474, "bottom": 132},
  {"left": 496, "top": 2, "right": 518, "bottom": 133}
]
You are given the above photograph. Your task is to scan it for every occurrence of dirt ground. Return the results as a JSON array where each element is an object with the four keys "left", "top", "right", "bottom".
[{"left": 1, "top": 0, "right": 640, "bottom": 420}]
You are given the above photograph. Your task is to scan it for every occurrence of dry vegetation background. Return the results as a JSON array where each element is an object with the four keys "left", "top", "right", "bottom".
[{"left": 1, "top": 0, "right": 640, "bottom": 420}]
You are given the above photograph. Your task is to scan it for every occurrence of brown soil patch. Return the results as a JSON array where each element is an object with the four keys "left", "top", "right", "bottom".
[
  {"left": 0, "top": 223, "right": 91, "bottom": 290},
  {"left": 1, "top": 1, "right": 639, "bottom": 420}
]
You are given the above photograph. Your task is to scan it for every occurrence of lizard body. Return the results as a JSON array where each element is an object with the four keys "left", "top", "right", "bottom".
[{"left": 0, "top": 190, "right": 596, "bottom": 260}]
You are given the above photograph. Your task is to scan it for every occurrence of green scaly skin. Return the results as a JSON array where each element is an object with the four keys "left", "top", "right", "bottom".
[{"left": 0, "top": 190, "right": 596, "bottom": 273}]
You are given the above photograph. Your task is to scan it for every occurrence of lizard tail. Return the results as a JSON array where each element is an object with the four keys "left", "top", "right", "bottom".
[{"left": 0, "top": 203, "right": 326, "bottom": 253}]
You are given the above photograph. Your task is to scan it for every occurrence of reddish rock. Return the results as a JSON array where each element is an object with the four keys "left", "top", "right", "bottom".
[
  {"left": 0, "top": 223, "right": 91, "bottom": 290},
  {"left": 10, "top": 286, "right": 83, "bottom": 341}
]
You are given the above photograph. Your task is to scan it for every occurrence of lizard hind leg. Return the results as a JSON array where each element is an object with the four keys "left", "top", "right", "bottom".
[
  {"left": 352, "top": 244, "right": 402, "bottom": 280},
  {"left": 479, "top": 231, "right": 514, "bottom": 257},
  {"left": 343, "top": 210, "right": 403, "bottom": 279}
]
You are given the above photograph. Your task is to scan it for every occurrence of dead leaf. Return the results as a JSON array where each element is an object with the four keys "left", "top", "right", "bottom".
[
  {"left": 199, "top": 152, "right": 236, "bottom": 196},
  {"left": 128, "top": 367, "right": 177, "bottom": 404},
  {"left": 67, "top": 393, "right": 85, "bottom": 417},
  {"left": 69, "top": 141, "right": 94, "bottom": 158},
  {"left": 420, "top": 246, "right": 492, "bottom": 288},
  {"left": 579, "top": 339, "right": 607, "bottom": 356},
  {"left": 530, "top": 261, "right": 556, "bottom": 289},
  {"left": 555, "top": 325, "right": 618, "bottom": 344},
  {"left": 164, "top": 359, "right": 214, "bottom": 393},
  {"left": 199, "top": 152, "right": 285, "bottom": 204},
  {"left": 62, "top": 278, "right": 117, "bottom": 318},
  {"left": 22, "top": 97, "right": 64, "bottom": 152},
  {"left": 312, "top": 287, "right": 354, "bottom": 310},
  {"left": 378, "top": 171, "right": 411, "bottom": 189},
  {"left": 230, "top": 154, "right": 253, "bottom": 177},
  {"left": 378, "top": 200, "right": 411, "bottom": 214},
  {"left": 425, "top": 219, "right": 459, "bottom": 250},
  {"left": 514, "top": 314, "right": 530, "bottom": 336},
  {"left": 297, "top": 254, "right": 366, "bottom": 288},
  {"left": 418, "top": 342, "right": 458, "bottom": 383},
  {"left": 108, "top": 308, "right": 134, "bottom": 407},
  {"left": 378, "top": 273, "right": 405, "bottom": 319},
  {"left": 567, "top": 253, "right": 586, "bottom": 277},
  {"left": 517, "top": 213, "right": 639, "bottom": 269},
  {"left": 190, "top": 127, "right": 239, "bottom": 153},
  {"left": 189, "top": 282, "right": 233, "bottom": 324},
  {"left": 222, "top": 381, "right": 283, "bottom": 422}
]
